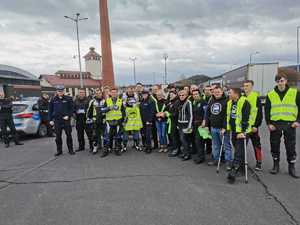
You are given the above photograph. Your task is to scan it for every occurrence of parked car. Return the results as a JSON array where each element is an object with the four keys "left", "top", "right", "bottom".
[{"left": 12, "top": 99, "right": 48, "bottom": 137}]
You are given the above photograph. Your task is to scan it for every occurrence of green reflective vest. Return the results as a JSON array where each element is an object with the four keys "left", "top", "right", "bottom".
[
  {"left": 268, "top": 88, "right": 298, "bottom": 122},
  {"left": 106, "top": 98, "right": 123, "bottom": 121},
  {"left": 227, "top": 96, "right": 251, "bottom": 133},
  {"left": 246, "top": 91, "right": 259, "bottom": 127},
  {"left": 124, "top": 106, "right": 143, "bottom": 131}
]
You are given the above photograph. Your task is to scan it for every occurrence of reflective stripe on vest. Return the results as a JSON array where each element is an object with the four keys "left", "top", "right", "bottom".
[
  {"left": 106, "top": 98, "right": 123, "bottom": 121},
  {"left": 268, "top": 88, "right": 298, "bottom": 122},
  {"left": 124, "top": 106, "right": 143, "bottom": 131},
  {"left": 246, "top": 91, "right": 259, "bottom": 126},
  {"left": 226, "top": 96, "right": 251, "bottom": 133}
]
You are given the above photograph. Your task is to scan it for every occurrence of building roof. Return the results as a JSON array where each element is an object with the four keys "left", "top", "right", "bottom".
[
  {"left": 84, "top": 47, "right": 101, "bottom": 60},
  {"left": 40, "top": 74, "right": 101, "bottom": 88},
  {"left": 0, "top": 64, "right": 39, "bottom": 81}
]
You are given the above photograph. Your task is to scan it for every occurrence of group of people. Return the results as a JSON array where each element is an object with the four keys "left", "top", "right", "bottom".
[{"left": 1, "top": 72, "right": 299, "bottom": 184}]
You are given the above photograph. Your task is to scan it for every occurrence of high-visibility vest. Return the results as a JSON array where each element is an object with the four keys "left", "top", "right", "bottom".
[
  {"left": 105, "top": 98, "right": 123, "bottom": 121},
  {"left": 124, "top": 106, "right": 143, "bottom": 131},
  {"left": 88, "top": 98, "right": 105, "bottom": 121},
  {"left": 268, "top": 88, "right": 298, "bottom": 122},
  {"left": 246, "top": 91, "right": 259, "bottom": 127},
  {"left": 226, "top": 96, "right": 251, "bottom": 133}
]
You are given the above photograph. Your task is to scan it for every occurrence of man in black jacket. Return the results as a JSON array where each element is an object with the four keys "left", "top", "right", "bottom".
[
  {"left": 0, "top": 91, "right": 23, "bottom": 148},
  {"left": 191, "top": 89, "right": 207, "bottom": 163},
  {"left": 265, "top": 73, "right": 300, "bottom": 178},
  {"left": 38, "top": 93, "right": 54, "bottom": 137},
  {"left": 140, "top": 89, "right": 155, "bottom": 154},
  {"left": 87, "top": 88, "right": 106, "bottom": 154},
  {"left": 74, "top": 89, "right": 93, "bottom": 152},
  {"left": 48, "top": 85, "right": 75, "bottom": 156},
  {"left": 205, "top": 86, "right": 232, "bottom": 169},
  {"left": 177, "top": 89, "right": 193, "bottom": 161},
  {"left": 165, "top": 90, "right": 181, "bottom": 157}
]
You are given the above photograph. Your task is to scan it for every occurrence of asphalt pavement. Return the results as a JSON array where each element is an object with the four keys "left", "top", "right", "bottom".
[{"left": 0, "top": 125, "right": 299, "bottom": 225}]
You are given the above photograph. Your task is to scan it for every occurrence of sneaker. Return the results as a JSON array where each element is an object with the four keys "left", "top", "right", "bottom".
[
  {"left": 122, "top": 147, "right": 127, "bottom": 152},
  {"left": 207, "top": 160, "right": 218, "bottom": 166},
  {"left": 92, "top": 146, "right": 98, "bottom": 154},
  {"left": 158, "top": 147, "right": 164, "bottom": 153},
  {"left": 226, "top": 162, "right": 232, "bottom": 171},
  {"left": 255, "top": 161, "right": 262, "bottom": 171}
]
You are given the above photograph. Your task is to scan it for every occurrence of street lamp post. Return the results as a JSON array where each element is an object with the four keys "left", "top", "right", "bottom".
[
  {"left": 130, "top": 57, "right": 137, "bottom": 84},
  {"left": 163, "top": 53, "right": 168, "bottom": 85},
  {"left": 249, "top": 51, "right": 259, "bottom": 64},
  {"left": 297, "top": 26, "right": 300, "bottom": 73},
  {"left": 64, "top": 13, "right": 88, "bottom": 88}
]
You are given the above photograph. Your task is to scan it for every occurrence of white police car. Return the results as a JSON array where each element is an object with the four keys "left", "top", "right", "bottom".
[{"left": 12, "top": 99, "right": 48, "bottom": 137}]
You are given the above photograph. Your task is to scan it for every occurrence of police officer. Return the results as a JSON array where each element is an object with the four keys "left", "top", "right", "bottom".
[
  {"left": 87, "top": 88, "right": 106, "bottom": 154},
  {"left": 102, "top": 87, "right": 125, "bottom": 157},
  {"left": 49, "top": 85, "right": 75, "bottom": 156},
  {"left": 0, "top": 90, "right": 23, "bottom": 148},
  {"left": 243, "top": 80, "right": 263, "bottom": 171},
  {"left": 74, "top": 88, "right": 93, "bottom": 152},
  {"left": 225, "top": 88, "right": 251, "bottom": 184},
  {"left": 140, "top": 89, "right": 156, "bottom": 154},
  {"left": 38, "top": 93, "right": 54, "bottom": 137},
  {"left": 265, "top": 73, "right": 300, "bottom": 178}
]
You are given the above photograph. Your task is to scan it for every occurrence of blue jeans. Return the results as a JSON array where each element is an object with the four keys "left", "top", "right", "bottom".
[
  {"left": 211, "top": 127, "right": 232, "bottom": 162},
  {"left": 155, "top": 121, "right": 167, "bottom": 146}
]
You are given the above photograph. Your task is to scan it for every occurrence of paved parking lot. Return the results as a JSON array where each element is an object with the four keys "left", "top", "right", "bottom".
[{"left": 0, "top": 126, "right": 299, "bottom": 225}]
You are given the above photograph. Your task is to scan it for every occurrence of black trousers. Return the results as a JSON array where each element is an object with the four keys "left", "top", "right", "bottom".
[
  {"left": 193, "top": 131, "right": 205, "bottom": 160},
  {"left": 76, "top": 119, "right": 93, "bottom": 150},
  {"left": 270, "top": 122, "right": 297, "bottom": 163},
  {"left": 168, "top": 122, "right": 180, "bottom": 151},
  {"left": 231, "top": 132, "right": 247, "bottom": 168},
  {"left": 247, "top": 130, "right": 262, "bottom": 162},
  {"left": 0, "top": 115, "right": 19, "bottom": 144},
  {"left": 93, "top": 121, "right": 104, "bottom": 149},
  {"left": 141, "top": 122, "right": 152, "bottom": 148},
  {"left": 178, "top": 129, "right": 191, "bottom": 156},
  {"left": 152, "top": 120, "right": 158, "bottom": 148},
  {"left": 54, "top": 120, "right": 73, "bottom": 153},
  {"left": 40, "top": 113, "right": 53, "bottom": 136}
]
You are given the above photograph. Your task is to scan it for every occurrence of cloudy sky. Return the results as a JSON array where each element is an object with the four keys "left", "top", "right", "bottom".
[{"left": 0, "top": 0, "right": 300, "bottom": 85}]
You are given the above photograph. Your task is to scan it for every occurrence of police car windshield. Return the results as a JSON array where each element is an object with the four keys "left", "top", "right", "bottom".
[{"left": 12, "top": 104, "right": 28, "bottom": 114}]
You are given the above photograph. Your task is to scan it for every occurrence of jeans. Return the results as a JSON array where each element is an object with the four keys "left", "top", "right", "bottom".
[
  {"left": 156, "top": 120, "right": 167, "bottom": 146},
  {"left": 123, "top": 130, "right": 140, "bottom": 144},
  {"left": 211, "top": 127, "right": 232, "bottom": 162}
]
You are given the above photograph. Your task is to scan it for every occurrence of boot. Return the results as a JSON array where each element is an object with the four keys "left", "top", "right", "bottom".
[
  {"left": 193, "top": 156, "right": 205, "bottom": 164},
  {"left": 255, "top": 161, "right": 262, "bottom": 171},
  {"left": 270, "top": 159, "right": 280, "bottom": 175},
  {"left": 168, "top": 149, "right": 179, "bottom": 157},
  {"left": 15, "top": 141, "right": 24, "bottom": 145},
  {"left": 145, "top": 146, "right": 152, "bottom": 154},
  {"left": 54, "top": 151, "right": 63, "bottom": 157},
  {"left": 115, "top": 148, "right": 121, "bottom": 156},
  {"left": 288, "top": 163, "right": 299, "bottom": 179},
  {"left": 92, "top": 146, "right": 98, "bottom": 155},
  {"left": 101, "top": 148, "right": 109, "bottom": 158},
  {"left": 227, "top": 165, "right": 239, "bottom": 184},
  {"left": 5, "top": 142, "right": 9, "bottom": 148},
  {"left": 69, "top": 150, "right": 75, "bottom": 155}
]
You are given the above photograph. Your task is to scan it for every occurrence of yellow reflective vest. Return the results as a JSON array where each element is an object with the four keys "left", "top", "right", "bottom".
[
  {"left": 246, "top": 91, "right": 259, "bottom": 127},
  {"left": 105, "top": 98, "right": 123, "bottom": 121},
  {"left": 226, "top": 96, "right": 251, "bottom": 133},
  {"left": 124, "top": 105, "right": 143, "bottom": 131},
  {"left": 267, "top": 88, "right": 298, "bottom": 122}
]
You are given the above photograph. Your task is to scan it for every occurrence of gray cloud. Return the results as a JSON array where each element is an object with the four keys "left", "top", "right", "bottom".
[{"left": 0, "top": 0, "right": 300, "bottom": 85}]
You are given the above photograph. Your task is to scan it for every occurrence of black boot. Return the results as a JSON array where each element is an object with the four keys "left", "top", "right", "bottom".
[
  {"left": 54, "top": 151, "right": 63, "bottom": 157},
  {"left": 15, "top": 141, "right": 24, "bottom": 145},
  {"left": 227, "top": 166, "right": 239, "bottom": 184},
  {"left": 270, "top": 159, "right": 280, "bottom": 175},
  {"left": 5, "top": 142, "right": 10, "bottom": 148},
  {"left": 288, "top": 163, "right": 299, "bottom": 179},
  {"left": 101, "top": 148, "right": 109, "bottom": 158},
  {"left": 168, "top": 149, "right": 179, "bottom": 157}
]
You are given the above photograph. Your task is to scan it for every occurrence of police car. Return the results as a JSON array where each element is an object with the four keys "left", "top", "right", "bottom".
[{"left": 12, "top": 98, "right": 48, "bottom": 137}]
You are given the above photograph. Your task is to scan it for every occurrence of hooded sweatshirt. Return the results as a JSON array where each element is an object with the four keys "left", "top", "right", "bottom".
[{"left": 205, "top": 94, "right": 228, "bottom": 128}]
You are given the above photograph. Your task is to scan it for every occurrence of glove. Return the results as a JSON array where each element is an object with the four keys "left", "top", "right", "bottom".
[
  {"left": 63, "top": 116, "right": 69, "bottom": 120},
  {"left": 112, "top": 105, "right": 119, "bottom": 110},
  {"left": 49, "top": 121, "right": 54, "bottom": 126}
]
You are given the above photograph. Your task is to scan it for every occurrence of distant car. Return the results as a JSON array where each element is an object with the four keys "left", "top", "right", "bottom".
[{"left": 12, "top": 100, "right": 48, "bottom": 137}]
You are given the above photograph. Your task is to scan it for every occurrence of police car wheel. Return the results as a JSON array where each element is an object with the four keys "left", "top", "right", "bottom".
[{"left": 37, "top": 124, "right": 48, "bottom": 137}]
